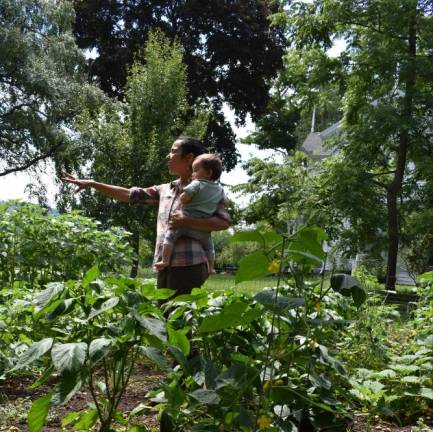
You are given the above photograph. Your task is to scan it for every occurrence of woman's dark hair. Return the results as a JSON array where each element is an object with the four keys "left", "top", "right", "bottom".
[
  {"left": 194, "top": 153, "right": 222, "bottom": 181},
  {"left": 176, "top": 136, "right": 207, "bottom": 157}
]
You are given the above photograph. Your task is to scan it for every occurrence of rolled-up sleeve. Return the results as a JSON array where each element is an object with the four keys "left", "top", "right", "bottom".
[{"left": 129, "top": 186, "right": 160, "bottom": 206}]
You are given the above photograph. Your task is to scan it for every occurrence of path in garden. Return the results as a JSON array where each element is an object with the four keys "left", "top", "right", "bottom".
[{"left": 0, "top": 365, "right": 419, "bottom": 431}]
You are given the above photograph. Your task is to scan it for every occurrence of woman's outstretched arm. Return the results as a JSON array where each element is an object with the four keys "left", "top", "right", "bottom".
[{"left": 62, "top": 172, "right": 130, "bottom": 202}]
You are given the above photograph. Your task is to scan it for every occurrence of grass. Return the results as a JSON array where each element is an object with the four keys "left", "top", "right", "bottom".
[
  {"left": 203, "top": 273, "right": 278, "bottom": 294},
  {"left": 138, "top": 267, "right": 417, "bottom": 297},
  {"left": 137, "top": 267, "right": 278, "bottom": 294}
]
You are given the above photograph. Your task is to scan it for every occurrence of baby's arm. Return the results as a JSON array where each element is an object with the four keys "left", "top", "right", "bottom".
[{"left": 180, "top": 191, "right": 192, "bottom": 205}]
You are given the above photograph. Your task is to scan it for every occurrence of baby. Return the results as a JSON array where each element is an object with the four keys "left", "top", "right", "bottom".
[{"left": 154, "top": 153, "right": 226, "bottom": 274}]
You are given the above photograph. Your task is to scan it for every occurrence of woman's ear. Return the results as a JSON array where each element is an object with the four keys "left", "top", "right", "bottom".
[{"left": 184, "top": 152, "right": 196, "bottom": 165}]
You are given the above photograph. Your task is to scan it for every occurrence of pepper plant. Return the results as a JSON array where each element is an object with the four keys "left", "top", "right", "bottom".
[
  {"left": 155, "top": 225, "right": 367, "bottom": 431},
  {"left": 9, "top": 266, "right": 181, "bottom": 432},
  {"left": 0, "top": 201, "right": 133, "bottom": 289}
]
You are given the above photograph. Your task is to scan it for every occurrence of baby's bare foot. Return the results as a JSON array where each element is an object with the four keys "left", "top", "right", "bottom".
[{"left": 154, "top": 261, "right": 169, "bottom": 271}]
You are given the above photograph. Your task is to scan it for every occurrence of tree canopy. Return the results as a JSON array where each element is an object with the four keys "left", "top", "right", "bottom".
[
  {"left": 240, "top": 0, "right": 433, "bottom": 287},
  {"left": 0, "top": 0, "right": 101, "bottom": 178},
  {"left": 72, "top": 0, "right": 286, "bottom": 169}
]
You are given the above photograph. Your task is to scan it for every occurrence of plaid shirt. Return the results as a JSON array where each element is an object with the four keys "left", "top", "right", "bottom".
[{"left": 130, "top": 180, "right": 230, "bottom": 267}]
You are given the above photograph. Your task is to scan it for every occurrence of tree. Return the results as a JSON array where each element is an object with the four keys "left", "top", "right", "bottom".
[
  {"left": 242, "top": 48, "right": 343, "bottom": 153},
  {"left": 72, "top": 0, "right": 286, "bottom": 170},
  {"left": 233, "top": 151, "right": 313, "bottom": 232},
  {"left": 64, "top": 31, "right": 201, "bottom": 276},
  {"left": 0, "top": 0, "right": 101, "bottom": 178},
  {"left": 274, "top": 0, "right": 433, "bottom": 289}
]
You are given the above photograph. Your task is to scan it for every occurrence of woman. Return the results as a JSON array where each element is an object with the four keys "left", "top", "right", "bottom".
[{"left": 63, "top": 136, "right": 230, "bottom": 295}]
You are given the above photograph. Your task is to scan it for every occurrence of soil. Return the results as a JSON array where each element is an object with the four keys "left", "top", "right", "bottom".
[
  {"left": 0, "top": 363, "right": 163, "bottom": 431},
  {"left": 0, "top": 367, "right": 427, "bottom": 432}
]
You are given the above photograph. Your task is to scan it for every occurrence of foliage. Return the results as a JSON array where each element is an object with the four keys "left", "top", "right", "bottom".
[
  {"left": 339, "top": 271, "right": 433, "bottom": 424},
  {"left": 213, "top": 230, "right": 258, "bottom": 269},
  {"left": 7, "top": 267, "right": 175, "bottom": 432},
  {"left": 0, "top": 201, "right": 132, "bottom": 289},
  {"left": 3, "top": 224, "right": 369, "bottom": 431},
  {"left": 255, "top": 0, "right": 433, "bottom": 288},
  {"left": 5, "top": 220, "right": 433, "bottom": 429},
  {"left": 72, "top": 0, "right": 287, "bottom": 169},
  {"left": 242, "top": 49, "right": 343, "bottom": 153},
  {"left": 310, "top": 155, "right": 389, "bottom": 258},
  {"left": 233, "top": 151, "right": 312, "bottom": 232},
  {"left": 154, "top": 225, "right": 366, "bottom": 431},
  {"left": 0, "top": 0, "right": 102, "bottom": 178}
]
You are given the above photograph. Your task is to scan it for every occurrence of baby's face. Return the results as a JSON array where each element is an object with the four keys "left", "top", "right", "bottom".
[{"left": 191, "top": 159, "right": 213, "bottom": 180}]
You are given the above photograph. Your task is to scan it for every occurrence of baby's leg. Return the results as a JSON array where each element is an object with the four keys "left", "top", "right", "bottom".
[
  {"left": 200, "top": 236, "right": 216, "bottom": 275},
  {"left": 154, "top": 229, "right": 178, "bottom": 270},
  {"left": 154, "top": 243, "right": 174, "bottom": 270},
  {"left": 207, "top": 255, "right": 216, "bottom": 275}
]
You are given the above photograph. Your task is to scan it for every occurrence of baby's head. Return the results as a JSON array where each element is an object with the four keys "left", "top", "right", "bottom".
[{"left": 191, "top": 153, "right": 222, "bottom": 181}]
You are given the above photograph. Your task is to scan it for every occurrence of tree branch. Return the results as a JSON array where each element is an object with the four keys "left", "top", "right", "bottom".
[{"left": 0, "top": 140, "right": 65, "bottom": 177}]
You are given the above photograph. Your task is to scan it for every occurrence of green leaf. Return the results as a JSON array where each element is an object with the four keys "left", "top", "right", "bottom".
[
  {"left": 46, "top": 298, "right": 75, "bottom": 321},
  {"left": 52, "top": 371, "right": 83, "bottom": 405},
  {"left": 134, "top": 312, "right": 167, "bottom": 341},
  {"left": 235, "top": 251, "right": 270, "bottom": 284},
  {"left": 89, "top": 338, "right": 112, "bottom": 363},
  {"left": 28, "top": 392, "right": 52, "bottom": 432},
  {"left": 189, "top": 389, "right": 221, "bottom": 405},
  {"left": 73, "top": 408, "right": 98, "bottom": 430},
  {"left": 30, "top": 366, "right": 55, "bottom": 389},
  {"left": 34, "top": 283, "right": 64, "bottom": 310},
  {"left": 253, "top": 290, "right": 305, "bottom": 313},
  {"left": 61, "top": 411, "right": 81, "bottom": 427},
  {"left": 401, "top": 376, "right": 420, "bottom": 384},
  {"left": 288, "top": 226, "right": 327, "bottom": 260},
  {"left": 128, "top": 426, "right": 148, "bottom": 432},
  {"left": 419, "top": 387, "right": 433, "bottom": 400},
  {"left": 152, "top": 288, "right": 175, "bottom": 300},
  {"left": 285, "top": 248, "right": 323, "bottom": 266},
  {"left": 168, "top": 327, "right": 190, "bottom": 356},
  {"left": 418, "top": 271, "right": 433, "bottom": 283},
  {"left": 11, "top": 338, "right": 53, "bottom": 371},
  {"left": 198, "top": 302, "right": 249, "bottom": 333},
  {"left": 330, "top": 273, "right": 366, "bottom": 307},
  {"left": 167, "top": 345, "right": 191, "bottom": 375},
  {"left": 231, "top": 230, "right": 282, "bottom": 248},
  {"left": 82, "top": 266, "right": 100, "bottom": 288},
  {"left": 129, "top": 403, "right": 151, "bottom": 418},
  {"left": 140, "top": 346, "right": 171, "bottom": 371},
  {"left": 330, "top": 273, "right": 361, "bottom": 293},
  {"left": 309, "top": 373, "right": 332, "bottom": 390},
  {"left": 351, "top": 285, "right": 367, "bottom": 308},
  {"left": 231, "top": 230, "right": 265, "bottom": 245},
  {"left": 88, "top": 296, "right": 119, "bottom": 320},
  {"left": 51, "top": 342, "right": 87, "bottom": 372},
  {"left": 140, "top": 286, "right": 174, "bottom": 300},
  {"left": 374, "top": 369, "right": 397, "bottom": 379},
  {"left": 390, "top": 364, "right": 419, "bottom": 374}
]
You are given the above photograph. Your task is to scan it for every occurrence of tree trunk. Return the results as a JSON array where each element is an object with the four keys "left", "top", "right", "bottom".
[
  {"left": 130, "top": 230, "right": 140, "bottom": 278},
  {"left": 385, "top": 189, "right": 398, "bottom": 289},
  {"left": 385, "top": 18, "right": 416, "bottom": 290}
]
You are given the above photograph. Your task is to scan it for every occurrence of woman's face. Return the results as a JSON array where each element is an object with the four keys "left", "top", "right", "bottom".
[{"left": 166, "top": 141, "right": 193, "bottom": 176}]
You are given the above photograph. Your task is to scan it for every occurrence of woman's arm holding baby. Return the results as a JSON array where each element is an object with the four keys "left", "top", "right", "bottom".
[{"left": 180, "top": 191, "right": 192, "bottom": 205}]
